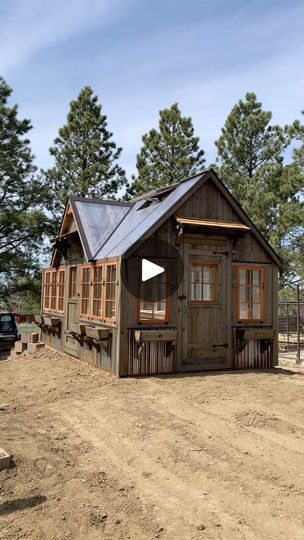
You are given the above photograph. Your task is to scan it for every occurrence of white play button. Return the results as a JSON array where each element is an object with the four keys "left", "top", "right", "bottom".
[{"left": 142, "top": 259, "right": 165, "bottom": 282}]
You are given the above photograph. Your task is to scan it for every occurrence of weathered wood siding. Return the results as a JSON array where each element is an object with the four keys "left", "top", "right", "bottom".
[
  {"left": 119, "top": 221, "right": 179, "bottom": 376},
  {"left": 177, "top": 178, "right": 241, "bottom": 222},
  {"left": 119, "top": 176, "right": 279, "bottom": 375}
]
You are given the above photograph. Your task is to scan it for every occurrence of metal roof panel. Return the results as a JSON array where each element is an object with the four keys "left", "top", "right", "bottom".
[
  {"left": 95, "top": 175, "right": 204, "bottom": 259},
  {"left": 74, "top": 200, "right": 130, "bottom": 260}
]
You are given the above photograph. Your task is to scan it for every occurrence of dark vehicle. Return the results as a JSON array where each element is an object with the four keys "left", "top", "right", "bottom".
[{"left": 0, "top": 313, "right": 18, "bottom": 350}]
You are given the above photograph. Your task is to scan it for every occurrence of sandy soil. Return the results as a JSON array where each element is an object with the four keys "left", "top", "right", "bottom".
[{"left": 1, "top": 349, "right": 304, "bottom": 540}]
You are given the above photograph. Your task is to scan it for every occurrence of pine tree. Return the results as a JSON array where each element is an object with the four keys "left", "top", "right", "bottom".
[
  {"left": 128, "top": 103, "right": 205, "bottom": 196},
  {"left": 0, "top": 77, "right": 51, "bottom": 304},
  {"left": 289, "top": 111, "right": 304, "bottom": 172},
  {"left": 283, "top": 111, "right": 304, "bottom": 282},
  {"left": 45, "top": 86, "right": 127, "bottom": 221},
  {"left": 215, "top": 93, "right": 304, "bottom": 282}
]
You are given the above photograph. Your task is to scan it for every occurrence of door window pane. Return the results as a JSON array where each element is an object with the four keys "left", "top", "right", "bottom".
[
  {"left": 203, "top": 284, "right": 212, "bottom": 301},
  {"left": 81, "top": 267, "right": 91, "bottom": 317},
  {"left": 190, "top": 264, "right": 217, "bottom": 303},
  {"left": 69, "top": 267, "right": 77, "bottom": 299}
]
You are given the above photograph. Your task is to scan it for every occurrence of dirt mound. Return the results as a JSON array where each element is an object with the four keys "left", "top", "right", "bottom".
[{"left": 1, "top": 350, "right": 304, "bottom": 538}]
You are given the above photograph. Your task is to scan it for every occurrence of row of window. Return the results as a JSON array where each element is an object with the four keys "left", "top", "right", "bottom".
[
  {"left": 44, "top": 263, "right": 117, "bottom": 322},
  {"left": 44, "top": 269, "right": 65, "bottom": 312},
  {"left": 43, "top": 263, "right": 264, "bottom": 324},
  {"left": 190, "top": 264, "right": 264, "bottom": 321},
  {"left": 80, "top": 264, "right": 116, "bottom": 320}
]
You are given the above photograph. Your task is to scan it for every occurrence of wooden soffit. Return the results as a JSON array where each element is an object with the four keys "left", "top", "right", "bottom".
[{"left": 175, "top": 217, "right": 250, "bottom": 231}]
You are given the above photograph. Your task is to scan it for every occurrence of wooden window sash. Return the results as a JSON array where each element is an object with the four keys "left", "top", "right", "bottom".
[
  {"left": 190, "top": 263, "right": 217, "bottom": 304},
  {"left": 80, "top": 265, "right": 92, "bottom": 318},
  {"left": 137, "top": 261, "right": 170, "bottom": 324},
  {"left": 50, "top": 269, "right": 58, "bottom": 311},
  {"left": 44, "top": 270, "right": 51, "bottom": 311},
  {"left": 92, "top": 264, "right": 103, "bottom": 319},
  {"left": 104, "top": 263, "right": 117, "bottom": 322},
  {"left": 69, "top": 266, "right": 77, "bottom": 299},
  {"left": 237, "top": 266, "right": 264, "bottom": 322},
  {"left": 57, "top": 269, "right": 65, "bottom": 313}
]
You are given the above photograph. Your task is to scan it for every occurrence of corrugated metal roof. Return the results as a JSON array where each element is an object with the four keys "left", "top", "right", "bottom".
[{"left": 95, "top": 173, "right": 205, "bottom": 259}]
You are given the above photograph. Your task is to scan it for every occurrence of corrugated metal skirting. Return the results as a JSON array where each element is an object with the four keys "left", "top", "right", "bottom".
[
  {"left": 235, "top": 339, "right": 273, "bottom": 369},
  {"left": 128, "top": 329, "right": 175, "bottom": 375}
]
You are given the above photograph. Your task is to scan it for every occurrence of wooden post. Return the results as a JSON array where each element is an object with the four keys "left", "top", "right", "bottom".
[{"left": 296, "top": 284, "right": 301, "bottom": 364}]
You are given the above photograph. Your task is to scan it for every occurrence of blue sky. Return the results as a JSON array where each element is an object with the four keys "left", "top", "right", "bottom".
[{"left": 1, "top": 0, "right": 303, "bottom": 178}]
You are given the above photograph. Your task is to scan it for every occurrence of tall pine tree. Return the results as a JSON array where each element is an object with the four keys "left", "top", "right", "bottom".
[
  {"left": 289, "top": 111, "right": 304, "bottom": 172},
  {"left": 282, "top": 111, "right": 304, "bottom": 281},
  {"left": 45, "top": 86, "right": 127, "bottom": 222},
  {"left": 0, "top": 77, "right": 52, "bottom": 306},
  {"left": 128, "top": 103, "right": 205, "bottom": 196},
  {"left": 215, "top": 93, "right": 304, "bottom": 282}
]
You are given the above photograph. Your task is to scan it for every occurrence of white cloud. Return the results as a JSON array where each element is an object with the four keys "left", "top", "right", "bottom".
[
  {"left": 0, "top": 0, "right": 127, "bottom": 74},
  {"left": 3, "top": 0, "right": 303, "bottom": 179}
]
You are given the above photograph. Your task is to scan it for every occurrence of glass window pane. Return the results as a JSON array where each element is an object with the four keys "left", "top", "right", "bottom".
[
  {"left": 252, "top": 303, "right": 261, "bottom": 319},
  {"left": 203, "top": 267, "right": 212, "bottom": 282},
  {"left": 192, "top": 267, "right": 202, "bottom": 283},
  {"left": 240, "top": 286, "right": 248, "bottom": 302},
  {"left": 252, "top": 270, "right": 260, "bottom": 286},
  {"left": 105, "top": 301, "right": 111, "bottom": 318},
  {"left": 252, "top": 286, "right": 260, "bottom": 303},
  {"left": 203, "top": 284, "right": 213, "bottom": 301},
  {"left": 155, "top": 282, "right": 166, "bottom": 302},
  {"left": 191, "top": 283, "right": 202, "bottom": 301},
  {"left": 140, "top": 301, "right": 153, "bottom": 320},
  {"left": 240, "top": 303, "right": 249, "bottom": 319},
  {"left": 240, "top": 269, "right": 247, "bottom": 285},
  {"left": 154, "top": 302, "right": 166, "bottom": 320},
  {"left": 141, "top": 281, "right": 153, "bottom": 301}
]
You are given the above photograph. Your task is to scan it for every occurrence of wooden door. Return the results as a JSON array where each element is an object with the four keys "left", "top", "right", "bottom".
[
  {"left": 64, "top": 266, "right": 79, "bottom": 357},
  {"left": 181, "top": 247, "right": 230, "bottom": 370}
]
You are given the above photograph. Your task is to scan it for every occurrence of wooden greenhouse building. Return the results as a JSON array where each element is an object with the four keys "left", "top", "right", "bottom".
[{"left": 38, "top": 169, "right": 282, "bottom": 376}]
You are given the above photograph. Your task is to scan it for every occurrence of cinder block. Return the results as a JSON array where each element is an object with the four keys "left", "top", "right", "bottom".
[
  {"left": 0, "top": 448, "right": 11, "bottom": 470},
  {"left": 21, "top": 333, "right": 39, "bottom": 344},
  {"left": 27, "top": 342, "right": 45, "bottom": 354},
  {"left": 15, "top": 341, "right": 27, "bottom": 353}
]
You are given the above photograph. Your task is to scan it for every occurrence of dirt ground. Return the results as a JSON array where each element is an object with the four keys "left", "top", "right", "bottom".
[{"left": 1, "top": 349, "right": 304, "bottom": 540}]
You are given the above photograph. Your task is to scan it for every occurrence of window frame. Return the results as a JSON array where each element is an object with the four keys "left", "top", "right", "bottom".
[
  {"left": 137, "top": 260, "right": 170, "bottom": 324},
  {"left": 237, "top": 266, "right": 264, "bottom": 323},
  {"left": 80, "top": 265, "right": 92, "bottom": 318},
  {"left": 189, "top": 263, "right": 217, "bottom": 305},
  {"left": 92, "top": 264, "right": 104, "bottom": 320},
  {"left": 104, "top": 262, "right": 117, "bottom": 322},
  {"left": 57, "top": 269, "right": 65, "bottom": 313},
  {"left": 69, "top": 266, "right": 77, "bottom": 299},
  {"left": 50, "top": 269, "right": 58, "bottom": 311},
  {"left": 44, "top": 270, "right": 51, "bottom": 311}
]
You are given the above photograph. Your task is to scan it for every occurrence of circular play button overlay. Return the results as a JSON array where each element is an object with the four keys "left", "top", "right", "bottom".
[{"left": 121, "top": 238, "right": 184, "bottom": 308}]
